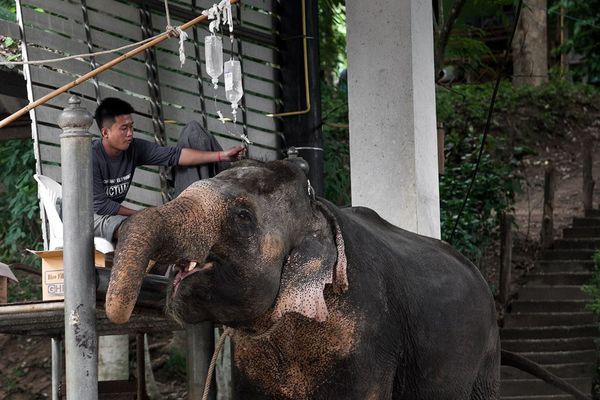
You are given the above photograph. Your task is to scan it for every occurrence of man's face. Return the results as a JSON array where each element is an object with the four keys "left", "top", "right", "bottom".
[{"left": 102, "top": 114, "right": 134, "bottom": 152}]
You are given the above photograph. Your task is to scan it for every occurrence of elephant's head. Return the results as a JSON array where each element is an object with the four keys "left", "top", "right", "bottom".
[{"left": 105, "top": 160, "right": 348, "bottom": 327}]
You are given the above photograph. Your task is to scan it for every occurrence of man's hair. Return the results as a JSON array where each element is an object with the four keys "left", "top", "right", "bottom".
[{"left": 94, "top": 98, "right": 135, "bottom": 130}]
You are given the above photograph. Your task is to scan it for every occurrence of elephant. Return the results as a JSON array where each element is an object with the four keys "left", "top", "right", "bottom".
[{"left": 105, "top": 159, "right": 590, "bottom": 400}]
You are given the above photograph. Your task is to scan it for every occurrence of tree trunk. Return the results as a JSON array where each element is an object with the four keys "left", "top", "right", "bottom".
[
  {"left": 513, "top": 0, "right": 548, "bottom": 86},
  {"left": 434, "top": 0, "right": 467, "bottom": 80}
]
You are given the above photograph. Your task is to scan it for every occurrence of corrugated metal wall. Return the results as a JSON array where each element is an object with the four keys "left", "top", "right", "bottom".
[{"left": 17, "top": 0, "right": 282, "bottom": 212}]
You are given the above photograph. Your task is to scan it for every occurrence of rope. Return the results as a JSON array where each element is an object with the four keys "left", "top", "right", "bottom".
[
  {"left": 164, "top": 0, "right": 172, "bottom": 29},
  {"left": 0, "top": 0, "right": 185, "bottom": 67},
  {"left": 0, "top": 36, "right": 159, "bottom": 66},
  {"left": 200, "top": 318, "right": 284, "bottom": 399},
  {"left": 202, "top": 327, "right": 232, "bottom": 400}
]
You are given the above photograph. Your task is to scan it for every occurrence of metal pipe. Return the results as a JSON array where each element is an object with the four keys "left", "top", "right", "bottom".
[
  {"left": 266, "top": 0, "right": 311, "bottom": 118},
  {"left": 58, "top": 96, "right": 98, "bottom": 400},
  {"left": 51, "top": 337, "right": 64, "bottom": 400}
]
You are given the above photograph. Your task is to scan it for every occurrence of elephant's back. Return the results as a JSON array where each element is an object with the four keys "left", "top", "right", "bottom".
[{"left": 337, "top": 205, "right": 486, "bottom": 290}]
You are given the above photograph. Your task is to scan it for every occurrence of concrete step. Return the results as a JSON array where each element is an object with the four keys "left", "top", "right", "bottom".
[
  {"left": 501, "top": 362, "right": 594, "bottom": 380},
  {"left": 501, "top": 396, "right": 575, "bottom": 400},
  {"left": 518, "top": 286, "right": 592, "bottom": 301},
  {"left": 526, "top": 273, "right": 592, "bottom": 286},
  {"left": 541, "top": 249, "right": 596, "bottom": 261},
  {"left": 553, "top": 238, "right": 600, "bottom": 249},
  {"left": 504, "top": 312, "right": 596, "bottom": 328},
  {"left": 501, "top": 393, "right": 582, "bottom": 399},
  {"left": 563, "top": 226, "right": 600, "bottom": 238},
  {"left": 510, "top": 300, "right": 591, "bottom": 313},
  {"left": 501, "top": 325, "right": 598, "bottom": 340},
  {"left": 502, "top": 337, "right": 595, "bottom": 353},
  {"left": 501, "top": 377, "right": 591, "bottom": 397},
  {"left": 534, "top": 260, "right": 595, "bottom": 273},
  {"left": 517, "top": 349, "right": 596, "bottom": 364},
  {"left": 585, "top": 209, "right": 600, "bottom": 218},
  {"left": 572, "top": 217, "right": 600, "bottom": 227}
]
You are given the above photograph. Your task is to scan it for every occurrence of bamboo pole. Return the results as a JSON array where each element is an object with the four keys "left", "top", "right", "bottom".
[{"left": 0, "top": 0, "right": 238, "bottom": 130}]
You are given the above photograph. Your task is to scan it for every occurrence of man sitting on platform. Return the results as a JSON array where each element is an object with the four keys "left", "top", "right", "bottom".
[{"left": 92, "top": 97, "right": 245, "bottom": 242}]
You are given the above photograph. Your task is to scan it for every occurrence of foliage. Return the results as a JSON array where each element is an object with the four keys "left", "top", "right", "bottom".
[
  {"left": 439, "top": 133, "right": 527, "bottom": 261},
  {"left": 437, "top": 79, "right": 599, "bottom": 260},
  {"left": 163, "top": 346, "right": 187, "bottom": 378},
  {"left": 434, "top": 0, "right": 514, "bottom": 78},
  {"left": 321, "top": 82, "right": 350, "bottom": 206},
  {"left": 318, "top": 0, "right": 346, "bottom": 82},
  {"left": 550, "top": 0, "right": 600, "bottom": 83},
  {"left": 0, "top": 0, "right": 16, "bottom": 22},
  {"left": 0, "top": 34, "right": 21, "bottom": 63},
  {"left": 0, "top": 139, "right": 43, "bottom": 301},
  {"left": 444, "top": 31, "right": 496, "bottom": 79}
]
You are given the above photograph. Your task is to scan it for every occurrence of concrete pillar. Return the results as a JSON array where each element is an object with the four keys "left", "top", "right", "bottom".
[
  {"left": 513, "top": 0, "right": 548, "bottom": 86},
  {"left": 346, "top": 0, "right": 440, "bottom": 238}
]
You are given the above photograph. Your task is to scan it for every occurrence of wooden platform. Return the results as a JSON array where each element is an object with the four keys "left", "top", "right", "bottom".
[{"left": 0, "top": 269, "right": 181, "bottom": 337}]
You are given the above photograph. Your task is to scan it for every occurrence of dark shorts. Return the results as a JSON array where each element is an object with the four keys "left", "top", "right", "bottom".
[{"left": 93, "top": 214, "right": 128, "bottom": 242}]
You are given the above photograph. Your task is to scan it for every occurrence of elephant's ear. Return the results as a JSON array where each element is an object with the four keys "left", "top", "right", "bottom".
[{"left": 271, "top": 202, "right": 348, "bottom": 323}]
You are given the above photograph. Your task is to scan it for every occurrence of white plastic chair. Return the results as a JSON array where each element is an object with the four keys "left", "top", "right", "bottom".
[{"left": 34, "top": 174, "right": 114, "bottom": 253}]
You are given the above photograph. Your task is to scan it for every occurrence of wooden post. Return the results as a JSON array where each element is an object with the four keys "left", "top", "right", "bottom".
[
  {"left": 499, "top": 213, "right": 513, "bottom": 305},
  {"left": 0, "top": 262, "right": 18, "bottom": 304},
  {"left": 541, "top": 161, "right": 556, "bottom": 248},
  {"left": 583, "top": 136, "right": 595, "bottom": 212},
  {"left": 0, "top": 277, "right": 7, "bottom": 304},
  {"left": 136, "top": 334, "right": 148, "bottom": 400}
]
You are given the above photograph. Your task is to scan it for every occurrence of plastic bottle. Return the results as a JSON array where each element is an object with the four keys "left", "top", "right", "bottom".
[
  {"left": 224, "top": 59, "right": 243, "bottom": 121},
  {"left": 205, "top": 35, "right": 223, "bottom": 89}
]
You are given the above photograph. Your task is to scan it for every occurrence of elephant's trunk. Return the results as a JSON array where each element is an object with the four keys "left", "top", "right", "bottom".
[
  {"left": 105, "top": 184, "right": 225, "bottom": 324},
  {"left": 105, "top": 207, "right": 166, "bottom": 324}
]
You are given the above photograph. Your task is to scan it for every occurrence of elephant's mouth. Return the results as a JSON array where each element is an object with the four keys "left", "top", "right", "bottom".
[{"left": 171, "top": 256, "right": 216, "bottom": 297}]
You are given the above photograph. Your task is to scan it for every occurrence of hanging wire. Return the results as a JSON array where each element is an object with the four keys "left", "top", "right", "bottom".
[{"left": 449, "top": 0, "right": 525, "bottom": 244}]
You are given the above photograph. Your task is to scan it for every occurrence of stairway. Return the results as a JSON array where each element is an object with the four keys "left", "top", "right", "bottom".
[{"left": 500, "top": 209, "right": 600, "bottom": 400}]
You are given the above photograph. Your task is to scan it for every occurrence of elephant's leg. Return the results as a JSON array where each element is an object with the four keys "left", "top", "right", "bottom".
[
  {"left": 469, "top": 372, "right": 500, "bottom": 400},
  {"left": 469, "top": 350, "right": 500, "bottom": 400}
]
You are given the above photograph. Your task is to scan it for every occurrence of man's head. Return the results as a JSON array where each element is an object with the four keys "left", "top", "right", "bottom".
[{"left": 95, "top": 98, "right": 135, "bottom": 153}]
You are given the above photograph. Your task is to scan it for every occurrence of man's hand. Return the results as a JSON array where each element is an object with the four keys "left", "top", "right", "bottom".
[
  {"left": 179, "top": 146, "right": 246, "bottom": 166},
  {"left": 219, "top": 145, "right": 246, "bottom": 162}
]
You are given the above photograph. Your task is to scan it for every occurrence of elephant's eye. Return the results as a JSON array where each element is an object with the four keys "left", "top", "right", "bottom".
[{"left": 236, "top": 209, "right": 254, "bottom": 223}]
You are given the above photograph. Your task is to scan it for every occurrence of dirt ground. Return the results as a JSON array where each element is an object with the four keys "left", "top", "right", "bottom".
[
  {"left": 1, "top": 117, "right": 599, "bottom": 400},
  {"left": 513, "top": 121, "right": 600, "bottom": 241}
]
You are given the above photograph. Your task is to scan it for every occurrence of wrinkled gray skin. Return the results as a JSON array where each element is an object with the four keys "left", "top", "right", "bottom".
[{"left": 105, "top": 160, "right": 500, "bottom": 400}]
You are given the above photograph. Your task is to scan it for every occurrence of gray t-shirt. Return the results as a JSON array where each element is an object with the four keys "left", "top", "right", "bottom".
[{"left": 92, "top": 138, "right": 182, "bottom": 215}]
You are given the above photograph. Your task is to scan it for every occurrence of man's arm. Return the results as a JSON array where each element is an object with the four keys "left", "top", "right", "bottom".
[
  {"left": 117, "top": 206, "right": 137, "bottom": 216},
  {"left": 178, "top": 146, "right": 245, "bottom": 166}
]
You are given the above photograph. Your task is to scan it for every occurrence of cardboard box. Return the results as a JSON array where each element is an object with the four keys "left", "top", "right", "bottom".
[{"left": 29, "top": 250, "right": 109, "bottom": 301}]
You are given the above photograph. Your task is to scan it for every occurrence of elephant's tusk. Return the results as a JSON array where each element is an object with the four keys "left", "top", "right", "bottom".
[{"left": 188, "top": 261, "right": 198, "bottom": 272}]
